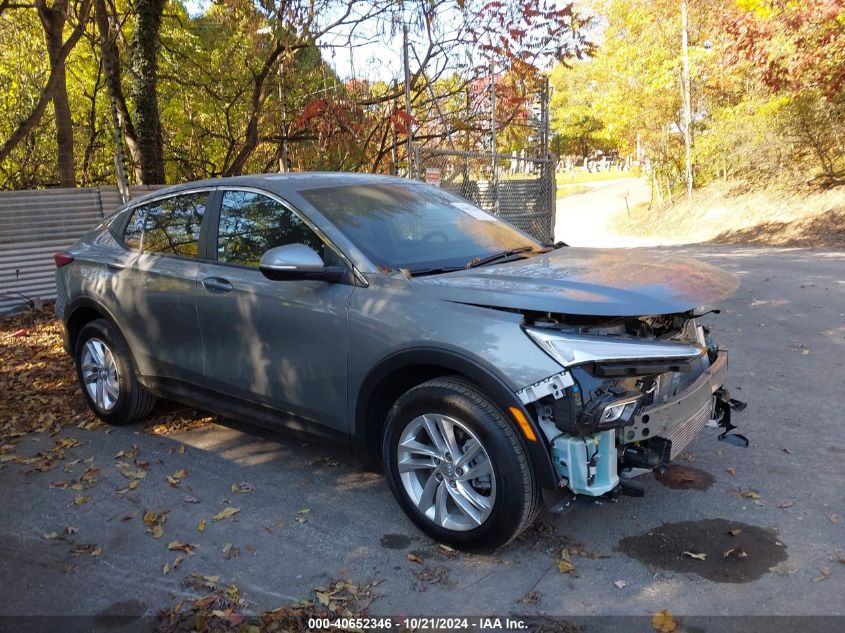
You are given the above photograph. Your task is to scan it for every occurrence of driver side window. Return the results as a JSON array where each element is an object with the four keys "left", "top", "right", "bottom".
[{"left": 216, "top": 190, "right": 328, "bottom": 267}]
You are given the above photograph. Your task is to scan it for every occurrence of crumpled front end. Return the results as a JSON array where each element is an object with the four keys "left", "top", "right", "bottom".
[{"left": 516, "top": 312, "right": 746, "bottom": 500}]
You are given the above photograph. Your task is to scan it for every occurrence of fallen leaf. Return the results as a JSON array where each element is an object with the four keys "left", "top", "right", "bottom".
[
  {"left": 682, "top": 550, "right": 707, "bottom": 561},
  {"left": 295, "top": 508, "right": 310, "bottom": 523},
  {"left": 183, "top": 495, "right": 199, "bottom": 504},
  {"left": 778, "top": 500, "right": 794, "bottom": 509},
  {"left": 115, "top": 461, "right": 146, "bottom": 479},
  {"left": 197, "top": 520, "right": 206, "bottom": 533},
  {"left": 151, "top": 525, "right": 164, "bottom": 539},
  {"left": 651, "top": 610, "right": 677, "bottom": 633},
  {"left": 42, "top": 532, "right": 60, "bottom": 540},
  {"left": 556, "top": 549, "right": 576, "bottom": 574},
  {"left": 231, "top": 481, "right": 255, "bottom": 494},
  {"left": 128, "top": 479, "right": 140, "bottom": 490},
  {"left": 726, "top": 467, "right": 736, "bottom": 476},
  {"left": 178, "top": 446, "right": 186, "bottom": 455},
  {"left": 519, "top": 590, "right": 541, "bottom": 604},
  {"left": 212, "top": 507, "right": 240, "bottom": 522},
  {"left": 614, "top": 580, "right": 627, "bottom": 589},
  {"left": 739, "top": 489, "right": 761, "bottom": 499},
  {"left": 168, "top": 541, "right": 195, "bottom": 556},
  {"left": 222, "top": 543, "right": 239, "bottom": 560},
  {"left": 728, "top": 528, "right": 743, "bottom": 536},
  {"left": 73, "top": 495, "right": 90, "bottom": 506},
  {"left": 71, "top": 544, "right": 101, "bottom": 557},
  {"left": 406, "top": 553, "right": 423, "bottom": 564},
  {"left": 724, "top": 547, "right": 748, "bottom": 559},
  {"left": 769, "top": 562, "right": 798, "bottom": 575},
  {"left": 162, "top": 563, "right": 169, "bottom": 576},
  {"left": 813, "top": 567, "right": 832, "bottom": 582},
  {"left": 828, "top": 513, "right": 839, "bottom": 524}
]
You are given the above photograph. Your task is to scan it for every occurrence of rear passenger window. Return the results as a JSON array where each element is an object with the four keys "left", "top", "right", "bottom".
[
  {"left": 141, "top": 192, "right": 208, "bottom": 257},
  {"left": 216, "top": 190, "right": 328, "bottom": 267}
]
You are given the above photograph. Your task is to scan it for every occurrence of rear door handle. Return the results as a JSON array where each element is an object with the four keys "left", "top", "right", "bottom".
[
  {"left": 106, "top": 262, "right": 125, "bottom": 272},
  {"left": 201, "top": 277, "right": 233, "bottom": 293}
]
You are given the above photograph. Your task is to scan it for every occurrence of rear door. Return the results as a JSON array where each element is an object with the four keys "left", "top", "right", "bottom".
[
  {"left": 100, "top": 190, "right": 213, "bottom": 383},
  {"left": 195, "top": 188, "right": 354, "bottom": 433}
]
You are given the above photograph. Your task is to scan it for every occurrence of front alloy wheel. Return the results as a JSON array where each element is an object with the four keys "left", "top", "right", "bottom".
[
  {"left": 397, "top": 413, "right": 496, "bottom": 531},
  {"left": 383, "top": 376, "right": 540, "bottom": 551}
]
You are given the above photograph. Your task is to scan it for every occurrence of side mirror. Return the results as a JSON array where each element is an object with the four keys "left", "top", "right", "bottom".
[{"left": 258, "top": 244, "right": 344, "bottom": 282}]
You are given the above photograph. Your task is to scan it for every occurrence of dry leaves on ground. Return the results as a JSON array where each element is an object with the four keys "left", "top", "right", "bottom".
[
  {"left": 156, "top": 578, "right": 380, "bottom": 633},
  {"left": 0, "top": 305, "right": 215, "bottom": 449}
]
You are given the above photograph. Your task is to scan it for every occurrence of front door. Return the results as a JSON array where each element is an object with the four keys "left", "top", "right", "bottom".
[{"left": 195, "top": 188, "right": 354, "bottom": 433}]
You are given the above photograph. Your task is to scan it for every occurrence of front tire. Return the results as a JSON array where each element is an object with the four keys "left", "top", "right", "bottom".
[
  {"left": 74, "top": 319, "right": 156, "bottom": 425},
  {"left": 382, "top": 376, "right": 539, "bottom": 551}
]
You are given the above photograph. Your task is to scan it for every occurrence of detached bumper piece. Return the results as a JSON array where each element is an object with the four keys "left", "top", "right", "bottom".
[{"left": 714, "top": 387, "right": 749, "bottom": 447}]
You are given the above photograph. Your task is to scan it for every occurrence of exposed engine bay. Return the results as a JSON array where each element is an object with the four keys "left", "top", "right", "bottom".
[{"left": 516, "top": 310, "right": 747, "bottom": 502}]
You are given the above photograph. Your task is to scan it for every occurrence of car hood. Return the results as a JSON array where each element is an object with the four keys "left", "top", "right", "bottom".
[{"left": 414, "top": 248, "right": 740, "bottom": 316}]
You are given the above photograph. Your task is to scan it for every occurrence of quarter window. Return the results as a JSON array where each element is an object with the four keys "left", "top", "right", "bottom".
[
  {"left": 217, "top": 190, "right": 327, "bottom": 266},
  {"left": 139, "top": 192, "right": 208, "bottom": 257},
  {"left": 123, "top": 207, "right": 145, "bottom": 250}
]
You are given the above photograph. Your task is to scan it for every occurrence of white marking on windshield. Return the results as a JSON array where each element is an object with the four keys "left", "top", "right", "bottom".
[{"left": 452, "top": 202, "right": 497, "bottom": 221}]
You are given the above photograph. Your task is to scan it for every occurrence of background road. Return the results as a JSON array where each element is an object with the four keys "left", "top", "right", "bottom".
[
  {"left": 1, "top": 245, "right": 844, "bottom": 629},
  {"left": 556, "top": 178, "right": 674, "bottom": 247}
]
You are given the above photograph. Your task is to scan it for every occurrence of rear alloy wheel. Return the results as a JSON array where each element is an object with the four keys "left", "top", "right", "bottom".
[
  {"left": 74, "top": 319, "right": 156, "bottom": 425},
  {"left": 80, "top": 337, "right": 120, "bottom": 411},
  {"left": 383, "top": 377, "right": 539, "bottom": 551}
]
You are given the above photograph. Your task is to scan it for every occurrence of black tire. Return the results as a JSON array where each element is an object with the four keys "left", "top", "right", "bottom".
[
  {"left": 74, "top": 318, "right": 156, "bottom": 425},
  {"left": 382, "top": 376, "right": 540, "bottom": 552}
]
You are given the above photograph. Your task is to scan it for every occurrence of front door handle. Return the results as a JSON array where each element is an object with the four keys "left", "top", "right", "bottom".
[
  {"left": 106, "top": 262, "right": 125, "bottom": 272},
  {"left": 201, "top": 277, "right": 233, "bottom": 293}
]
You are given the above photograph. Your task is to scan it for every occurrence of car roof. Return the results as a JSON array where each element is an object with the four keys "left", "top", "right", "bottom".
[{"left": 126, "top": 172, "right": 415, "bottom": 207}]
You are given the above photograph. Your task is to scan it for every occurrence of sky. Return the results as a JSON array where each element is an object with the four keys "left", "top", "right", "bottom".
[{"left": 184, "top": 0, "right": 409, "bottom": 82}]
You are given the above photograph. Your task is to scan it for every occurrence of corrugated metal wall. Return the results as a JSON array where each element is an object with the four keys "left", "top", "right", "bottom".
[{"left": 0, "top": 186, "right": 163, "bottom": 314}]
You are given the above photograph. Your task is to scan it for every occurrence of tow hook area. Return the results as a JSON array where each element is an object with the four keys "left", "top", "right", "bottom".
[{"left": 714, "top": 387, "right": 749, "bottom": 447}]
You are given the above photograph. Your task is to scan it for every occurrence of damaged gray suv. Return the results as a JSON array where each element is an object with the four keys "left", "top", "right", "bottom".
[{"left": 55, "top": 173, "right": 745, "bottom": 550}]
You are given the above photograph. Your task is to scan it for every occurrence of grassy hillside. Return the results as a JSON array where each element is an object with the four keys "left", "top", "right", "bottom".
[{"left": 609, "top": 181, "right": 845, "bottom": 248}]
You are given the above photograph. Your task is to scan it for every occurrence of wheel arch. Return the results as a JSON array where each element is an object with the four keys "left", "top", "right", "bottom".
[
  {"left": 65, "top": 298, "right": 134, "bottom": 366},
  {"left": 353, "top": 347, "right": 558, "bottom": 489}
]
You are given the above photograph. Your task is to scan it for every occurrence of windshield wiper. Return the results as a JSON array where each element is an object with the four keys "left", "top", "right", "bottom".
[
  {"left": 404, "top": 266, "right": 465, "bottom": 277},
  {"left": 466, "top": 246, "right": 536, "bottom": 269}
]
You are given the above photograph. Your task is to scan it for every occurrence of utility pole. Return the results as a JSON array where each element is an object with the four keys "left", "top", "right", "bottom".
[
  {"left": 541, "top": 75, "right": 550, "bottom": 157},
  {"left": 681, "top": 0, "right": 693, "bottom": 201},
  {"left": 490, "top": 58, "right": 498, "bottom": 212},
  {"left": 278, "top": 59, "right": 287, "bottom": 173},
  {"left": 403, "top": 24, "right": 414, "bottom": 178},
  {"left": 391, "top": 94, "right": 398, "bottom": 176}
]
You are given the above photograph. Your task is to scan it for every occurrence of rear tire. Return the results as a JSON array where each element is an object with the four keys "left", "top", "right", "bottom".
[
  {"left": 382, "top": 376, "right": 539, "bottom": 552},
  {"left": 74, "top": 319, "right": 156, "bottom": 425}
]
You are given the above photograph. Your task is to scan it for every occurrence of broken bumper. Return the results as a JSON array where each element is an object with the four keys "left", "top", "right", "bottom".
[{"left": 624, "top": 350, "right": 729, "bottom": 459}]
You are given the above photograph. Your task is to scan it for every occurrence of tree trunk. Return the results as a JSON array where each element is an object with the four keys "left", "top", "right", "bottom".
[
  {"left": 95, "top": 0, "right": 142, "bottom": 182},
  {"left": 0, "top": 1, "right": 91, "bottom": 164},
  {"left": 129, "top": 0, "right": 166, "bottom": 183},
  {"left": 37, "top": 0, "right": 75, "bottom": 187}
]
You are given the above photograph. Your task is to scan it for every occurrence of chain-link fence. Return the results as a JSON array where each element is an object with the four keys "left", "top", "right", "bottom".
[{"left": 415, "top": 148, "right": 556, "bottom": 243}]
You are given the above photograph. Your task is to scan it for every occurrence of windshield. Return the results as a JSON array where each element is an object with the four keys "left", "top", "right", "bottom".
[{"left": 300, "top": 182, "right": 541, "bottom": 272}]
